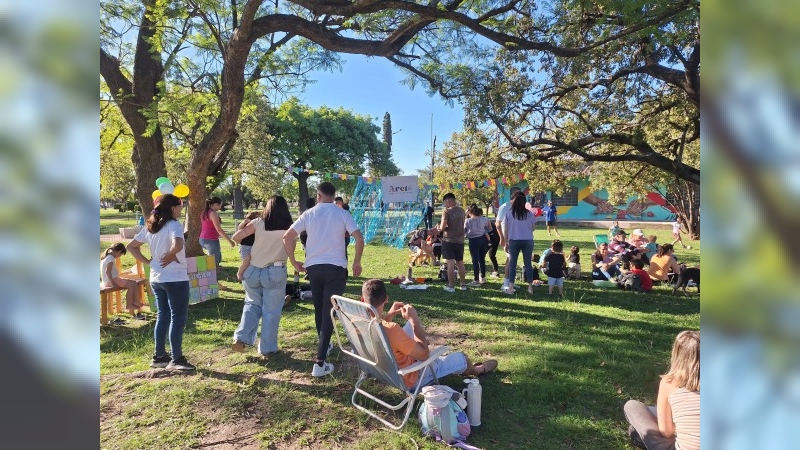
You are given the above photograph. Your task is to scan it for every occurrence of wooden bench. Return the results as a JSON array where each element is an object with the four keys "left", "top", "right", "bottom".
[{"left": 100, "top": 259, "right": 149, "bottom": 326}]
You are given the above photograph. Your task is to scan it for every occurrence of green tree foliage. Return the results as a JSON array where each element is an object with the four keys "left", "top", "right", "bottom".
[
  {"left": 102, "top": 0, "right": 700, "bottom": 252},
  {"left": 268, "top": 97, "right": 395, "bottom": 210},
  {"left": 100, "top": 88, "right": 136, "bottom": 204}
]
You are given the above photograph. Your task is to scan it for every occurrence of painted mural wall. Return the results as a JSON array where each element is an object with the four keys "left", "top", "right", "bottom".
[{"left": 497, "top": 178, "right": 678, "bottom": 222}]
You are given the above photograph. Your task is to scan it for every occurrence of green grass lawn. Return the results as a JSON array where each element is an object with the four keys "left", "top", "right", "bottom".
[{"left": 100, "top": 221, "right": 699, "bottom": 449}]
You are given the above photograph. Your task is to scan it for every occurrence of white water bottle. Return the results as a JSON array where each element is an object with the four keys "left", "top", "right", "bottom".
[{"left": 462, "top": 379, "right": 482, "bottom": 426}]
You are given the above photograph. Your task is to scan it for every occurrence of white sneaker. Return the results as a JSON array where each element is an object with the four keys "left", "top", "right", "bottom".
[
  {"left": 311, "top": 361, "right": 334, "bottom": 377},
  {"left": 443, "top": 286, "right": 455, "bottom": 292},
  {"left": 491, "top": 272, "right": 499, "bottom": 278},
  {"left": 479, "top": 277, "right": 486, "bottom": 284},
  {"left": 459, "top": 284, "right": 468, "bottom": 291},
  {"left": 467, "top": 280, "right": 481, "bottom": 287}
]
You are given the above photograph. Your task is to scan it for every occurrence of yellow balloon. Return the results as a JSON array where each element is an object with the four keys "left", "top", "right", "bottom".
[
  {"left": 151, "top": 189, "right": 162, "bottom": 200},
  {"left": 174, "top": 184, "right": 190, "bottom": 197}
]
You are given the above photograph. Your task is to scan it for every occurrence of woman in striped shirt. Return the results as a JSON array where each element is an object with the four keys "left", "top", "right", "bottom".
[{"left": 624, "top": 330, "right": 700, "bottom": 450}]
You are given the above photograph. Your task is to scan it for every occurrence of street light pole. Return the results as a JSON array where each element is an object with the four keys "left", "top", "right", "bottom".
[{"left": 430, "top": 113, "right": 435, "bottom": 205}]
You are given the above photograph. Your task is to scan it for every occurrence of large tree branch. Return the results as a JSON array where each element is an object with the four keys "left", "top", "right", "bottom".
[
  {"left": 489, "top": 114, "right": 700, "bottom": 185},
  {"left": 289, "top": 0, "right": 693, "bottom": 57},
  {"left": 250, "top": 14, "right": 435, "bottom": 56}
]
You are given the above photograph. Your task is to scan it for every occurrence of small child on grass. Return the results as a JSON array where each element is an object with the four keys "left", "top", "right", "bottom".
[
  {"left": 644, "top": 235, "right": 659, "bottom": 261},
  {"left": 543, "top": 240, "right": 567, "bottom": 297},
  {"left": 567, "top": 245, "right": 581, "bottom": 279}
]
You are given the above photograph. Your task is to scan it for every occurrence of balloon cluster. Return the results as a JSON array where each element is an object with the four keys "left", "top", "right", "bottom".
[{"left": 152, "top": 177, "right": 190, "bottom": 199}]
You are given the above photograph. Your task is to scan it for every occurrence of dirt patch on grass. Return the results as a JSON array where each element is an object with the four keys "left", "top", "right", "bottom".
[{"left": 195, "top": 417, "right": 262, "bottom": 449}]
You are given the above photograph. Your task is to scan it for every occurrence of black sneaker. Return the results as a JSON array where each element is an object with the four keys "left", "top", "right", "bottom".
[
  {"left": 166, "top": 356, "right": 196, "bottom": 372},
  {"left": 150, "top": 353, "right": 172, "bottom": 368},
  {"left": 627, "top": 426, "right": 647, "bottom": 449},
  {"left": 111, "top": 317, "right": 126, "bottom": 325}
]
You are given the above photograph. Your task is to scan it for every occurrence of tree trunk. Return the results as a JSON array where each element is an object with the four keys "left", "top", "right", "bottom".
[
  {"left": 233, "top": 186, "right": 244, "bottom": 219},
  {"left": 131, "top": 132, "right": 167, "bottom": 218},
  {"left": 297, "top": 171, "right": 311, "bottom": 212},
  {"left": 668, "top": 181, "right": 700, "bottom": 240},
  {"left": 184, "top": 165, "right": 209, "bottom": 258}
]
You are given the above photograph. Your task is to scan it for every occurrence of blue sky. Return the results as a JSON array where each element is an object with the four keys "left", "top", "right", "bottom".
[{"left": 298, "top": 55, "right": 465, "bottom": 176}]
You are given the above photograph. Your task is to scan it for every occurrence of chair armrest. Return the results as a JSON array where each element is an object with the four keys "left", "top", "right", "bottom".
[{"left": 397, "top": 346, "right": 450, "bottom": 376}]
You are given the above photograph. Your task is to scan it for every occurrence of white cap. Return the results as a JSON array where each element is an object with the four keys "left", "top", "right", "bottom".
[{"left": 632, "top": 228, "right": 644, "bottom": 235}]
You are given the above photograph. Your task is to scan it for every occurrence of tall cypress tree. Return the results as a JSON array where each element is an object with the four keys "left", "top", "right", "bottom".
[{"left": 382, "top": 112, "right": 392, "bottom": 153}]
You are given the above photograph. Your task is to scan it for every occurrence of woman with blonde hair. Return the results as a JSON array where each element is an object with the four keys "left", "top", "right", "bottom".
[{"left": 624, "top": 330, "right": 700, "bottom": 449}]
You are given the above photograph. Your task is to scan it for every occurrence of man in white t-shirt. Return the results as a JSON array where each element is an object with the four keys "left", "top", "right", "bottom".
[
  {"left": 495, "top": 186, "right": 522, "bottom": 293},
  {"left": 282, "top": 182, "right": 364, "bottom": 377}
]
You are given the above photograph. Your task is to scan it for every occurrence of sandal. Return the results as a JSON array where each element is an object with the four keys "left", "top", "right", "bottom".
[{"left": 472, "top": 359, "right": 498, "bottom": 376}]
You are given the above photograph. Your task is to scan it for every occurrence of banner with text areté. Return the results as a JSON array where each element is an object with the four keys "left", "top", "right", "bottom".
[{"left": 381, "top": 176, "right": 419, "bottom": 203}]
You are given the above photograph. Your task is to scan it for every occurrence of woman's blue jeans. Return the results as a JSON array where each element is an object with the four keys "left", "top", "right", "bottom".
[
  {"left": 508, "top": 239, "right": 534, "bottom": 284},
  {"left": 233, "top": 265, "right": 287, "bottom": 355},
  {"left": 150, "top": 280, "right": 190, "bottom": 359},
  {"left": 199, "top": 238, "right": 222, "bottom": 267}
]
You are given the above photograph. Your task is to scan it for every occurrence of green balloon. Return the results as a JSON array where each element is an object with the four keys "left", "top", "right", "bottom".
[{"left": 155, "top": 177, "right": 170, "bottom": 188}]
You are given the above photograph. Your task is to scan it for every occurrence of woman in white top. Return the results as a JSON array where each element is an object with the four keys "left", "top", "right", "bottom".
[
  {"left": 231, "top": 195, "right": 294, "bottom": 356},
  {"left": 127, "top": 194, "right": 194, "bottom": 372},
  {"left": 624, "top": 330, "right": 700, "bottom": 450}
]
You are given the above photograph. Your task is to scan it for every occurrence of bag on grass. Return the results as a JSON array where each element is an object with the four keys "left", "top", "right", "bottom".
[
  {"left": 438, "top": 264, "right": 448, "bottom": 281},
  {"left": 617, "top": 273, "right": 643, "bottom": 292},
  {"left": 418, "top": 385, "right": 476, "bottom": 448}
]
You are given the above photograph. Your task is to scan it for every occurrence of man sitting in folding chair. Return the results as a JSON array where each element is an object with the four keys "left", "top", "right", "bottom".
[
  {"left": 363, "top": 279, "right": 497, "bottom": 387},
  {"left": 330, "top": 280, "right": 497, "bottom": 429}
]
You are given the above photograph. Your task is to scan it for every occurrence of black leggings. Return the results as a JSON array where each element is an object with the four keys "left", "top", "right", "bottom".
[{"left": 488, "top": 235, "right": 500, "bottom": 272}]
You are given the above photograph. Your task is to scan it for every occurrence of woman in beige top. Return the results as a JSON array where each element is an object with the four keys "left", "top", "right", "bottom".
[
  {"left": 230, "top": 195, "right": 293, "bottom": 356},
  {"left": 624, "top": 330, "right": 700, "bottom": 450},
  {"left": 648, "top": 243, "right": 682, "bottom": 282}
]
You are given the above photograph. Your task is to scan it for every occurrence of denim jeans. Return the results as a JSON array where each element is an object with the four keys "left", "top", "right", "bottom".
[
  {"left": 150, "top": 280, "right": 190, "bottom": 359},
  {"left": 234, "top": 264, "right": 287, "bottom": 355},
  {"left": 307, "top": 264, "right": 348, "bottom": 362},
  {"left": 199, "top": 238, "right": 222, "bottom": 267},
  {"left": 468, "top": 235, "right": 490, "bottom": 281},
  {"left": 508, "top": 239, "right": 534, "bottom": 284}
]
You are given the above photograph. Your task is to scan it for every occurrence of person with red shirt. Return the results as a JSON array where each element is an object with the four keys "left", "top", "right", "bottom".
[{"left": 629, "top": 259, "right": 653, "bottom": 292}]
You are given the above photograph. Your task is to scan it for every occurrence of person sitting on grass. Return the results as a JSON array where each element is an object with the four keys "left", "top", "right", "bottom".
[
  {"left": 648, "top": 244, "right": 683, "bottom": 284},
  {"left": 624, "top": 330, "right": 700, "bottom": 450},
  {"left": 361, "top": 279, "right": 498, "bottom": 388},
  {"left": 567, "top": 245, "right": 581, "bottom": 279},
  {"left": 622, "top": 259, "right": 653, "bottom": 292},
  {"left": 591, "top": 243, "right": 622, "bottom": 281},
  {"left": 644, "top": 235, "right": 659, "bottom": 262}
]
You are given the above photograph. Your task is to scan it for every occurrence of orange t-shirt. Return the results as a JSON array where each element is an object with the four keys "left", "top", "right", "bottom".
[{"left": 381, "top": 321, "right": 419, "bottom": 388}]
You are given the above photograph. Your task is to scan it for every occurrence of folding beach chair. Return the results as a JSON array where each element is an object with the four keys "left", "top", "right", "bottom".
[
  {"left": 330, "top": 295, "right": 450, "bottom": 429},
  {"left": 593, "top": 234, "right": 610, "bottom": 249}
]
